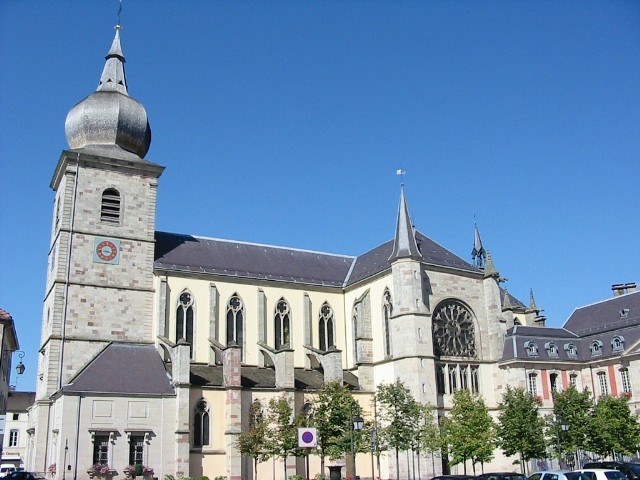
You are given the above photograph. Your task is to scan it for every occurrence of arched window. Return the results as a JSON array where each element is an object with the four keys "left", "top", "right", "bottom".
[
  {"left": 549, "top": 372, "right": 559, "bottom": 393},
  {"left": 620, "top": 368, "right": 631, "bottom": 394},
  {"left": 193, "top": 399, "right": 210, "bottom": 447},
  {"left": 569, "top": 373, "right": 578, "bottom": 387},
  {"left": 274, "top": 298, "right": 291, "bottom": 350},
  {"left": 564, "top": 342, "right": 578, "bottom": 359},
  {"left": 382, "top": 289, "right": 392, "bottom": 357},
  {"left": 545, "top": 342, "right": 558, "bottom": 358},
  {"left": 318, "top": 302, "right": 335, "bottom": 351},
  {"left": 176, "top": 291, "right": 194, "bottom": 357},
  {"left": 597, "top": 371, "right": 609, "bottom": 396},
  {"left": 590, "top": 340, "right": 603, "bottom": 357},
  {"left": 100, "top": 188, "right": 121, "bottom": 223},
  {"left": 226, "top": 294, "right": 244, "bottom": 348},
  {"left": 528, "top": 372, "right": 538, "bottom": 396},
  {"left": 611, "top": 336, "right": 625, "bottom": 353},
  {"left": 524, "top": 341, "right": 539, "bottom": 357}
]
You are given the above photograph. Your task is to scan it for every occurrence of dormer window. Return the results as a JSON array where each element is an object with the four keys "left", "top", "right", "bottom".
[
  {"left": 545, "top": 342, "right": 559, "bottom": 358},
  {"left": 524, "top": 341, "right": 539, "bottom": 357},
  {"left": 619, "top": 308, "right": 629, "bottom": 319},
  {"left": 611, "top": 335, "right": 625, "bottom": 353},
  {"left": 590, "top": 340, "right": 603, "bottom": 357},
  {"left": 564, "top": 342, "right": 578, "bottom": 359}
]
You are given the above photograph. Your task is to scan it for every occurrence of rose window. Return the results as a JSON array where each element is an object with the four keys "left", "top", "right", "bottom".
[{"left": 432, "top": 301, "right": 476, "bottom": 357}]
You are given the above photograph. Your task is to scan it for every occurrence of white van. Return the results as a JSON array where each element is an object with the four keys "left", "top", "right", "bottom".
[{"left": 0, "top": 465, "right": 16, "bottom": 478}]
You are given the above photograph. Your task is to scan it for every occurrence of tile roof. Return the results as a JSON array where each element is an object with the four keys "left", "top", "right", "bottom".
[{"left": 63, "top": 343, "right": 174, "bottom": 395}]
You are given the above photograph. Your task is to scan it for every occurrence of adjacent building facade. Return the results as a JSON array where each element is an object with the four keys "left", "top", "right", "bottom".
[{"left": 26, "top": 25, "right": 639, "bottom": 480}]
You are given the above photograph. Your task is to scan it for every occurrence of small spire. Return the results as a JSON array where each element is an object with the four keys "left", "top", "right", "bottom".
[
  {"left": 388, "top": 186, "right": 421, "bottom": 262},
  {"left": 97, "top": 25, "right": 128, "bottom": 94},
  {"left": 527, "top": 288, "right": 543, "bottom": 315},
  {"left": 502, "top": 288, "right": 514, "bottom": 312},
  {"left": 471, "top": 222, "right": 486, "bottom": 269},
  {"left": 483, "top": 250, "right": 499, "bottom": 279}
]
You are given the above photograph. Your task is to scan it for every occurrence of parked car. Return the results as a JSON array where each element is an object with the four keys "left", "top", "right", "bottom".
[
  {"left": 0, "top": 465, "right": 16, "bottom": 478},
  {"left": 430, "top": 475, "right": 476, "bottom": 480},
  {"left": 582, "top": 462, "right": 640, "bottom": 480},
  {"left": 576, "top": 469, "right": 628, "bottom": 480},
  {"left": 5, "top": 473, "right": 46, "bottom": 480},
  {"left": 528, "top": 471, "right": 591, "bottom": 480},
  {"left": 477, "top": 472, "right": 528, "bottom": 480}
]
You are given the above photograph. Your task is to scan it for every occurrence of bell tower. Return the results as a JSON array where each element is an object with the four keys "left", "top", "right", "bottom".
[{"left": 31, "top": 25, "right": 164, "bottom": 471}]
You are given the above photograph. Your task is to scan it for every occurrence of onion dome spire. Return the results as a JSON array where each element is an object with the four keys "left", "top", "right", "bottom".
[
  {"left": 388, "top": 186, "right": 421, "bottom": 262},
  {"left": 64, "top": 25, "right": 151, "bottom": 159}
]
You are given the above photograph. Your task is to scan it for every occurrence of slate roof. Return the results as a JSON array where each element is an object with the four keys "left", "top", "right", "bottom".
[
  {"left": 501, "top": 291, "right": 640, "bottom": 363},
  {"left": 62, "top": 343, "right": 174, "bottom": 395},
  {"left": 563, "top": 290, "right": 640, "bottom": 336},
  {"left": 7, "top": 391, "right": 35, "bottom": 411},
  {"left": 155, "top": 232, "right": 354, "bottom": 287},
  {"left": 155, "top": 230, "right": 480, "bottom": 288},
  {"left": 190, "top": 364, "right": 360, "bottom": 390}
]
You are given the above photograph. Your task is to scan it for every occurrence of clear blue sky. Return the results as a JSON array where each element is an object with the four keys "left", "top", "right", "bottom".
[{"left": 1, "top": 0, "right": 639, "bottom": 392}]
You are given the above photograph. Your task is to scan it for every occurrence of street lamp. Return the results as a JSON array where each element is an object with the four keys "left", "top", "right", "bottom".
[
  {"left": 15, "top": 351, "right": 25, "bottom": 375},
  {"left": 555, "top": 417, "right": 570, "bottom": 469},
  {"left": 352, "top": 415, "right": 364, "bottom": 480}
]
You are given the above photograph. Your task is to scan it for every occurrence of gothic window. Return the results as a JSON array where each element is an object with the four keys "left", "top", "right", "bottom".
[
  {"left": 382, "top": 289, "right": 392, "bottom": 357},
  {"left": 564, "top": 343, "right": 578, "bottom": 359},
  {"left": 193, "top": 399, "right": 210, "bottom": 447},
  {"left": 611, "top": 336, "right": 625, "bottom": 353},
  {"left": 318, "top": 302, "right": 335, "bottom": 351},
  {"left": 528, "top": 372, "right": 538, "bottom": 396},
  {"left": 448, "top": 364, "right": 458, "bottom": 392},
  {"left": 436, "top": 364, "right": 446, "bottom": 394},
  {"left": 525, "top": 341, "right": 539, "bottom": 357},
  {"left": 590, "top": 340, "right": 603, "bottom": 357},
  {"left": 128, "top": 434, "right": 144, "bottom": 465},
  {"left": 9, "top": 430, "right": 18, "bottom": 447},
  {"left": 460, "top": 365, "right": 469, "bottom": 390},
  {"left": 550, "top": 372, "right": 559, "bottom": 394},
  {"left": 226, "top": 294, "right": 244, "bottom": 349},
  {"left": 470, "top": 365, "right": 479, "bottom": 393},
  {"left": 432, "top": 300, "right": 476, "bottom": 357},
  {"left": 545, "top": 342, "right": 559, "bottom": 358},
  {"left": 100, "top": 188, "right": 121, "bottom": 223},
  {"left": 620, "top": 368, "right": 631, "bottom": 394},
  {"left": 569, "top": 373, "right": 578, "bottom": 387},
  {"left": 92, "top": 434, "right": 110, "bottom": 465},
  {"left": 597, "top": 371, "right": 609, "bottom": 396},
  {"left": 176, "top": 291, "right": 194, "bottom": 357},
  {"left": 274, "top": 298, "right": 291, "bottom": 350}
]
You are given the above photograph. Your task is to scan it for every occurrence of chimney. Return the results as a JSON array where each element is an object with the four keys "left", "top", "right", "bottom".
[
  {"left": 612, "top": 284, "right": 626, "bottom": 297},
  {"left": 624, "top": 282, "right": 637, "bottom": 293}
]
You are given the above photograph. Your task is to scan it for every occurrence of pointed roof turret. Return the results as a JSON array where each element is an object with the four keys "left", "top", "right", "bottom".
[
  {"left": 483, "top": 250, "right": 500, "bottom": 279},
  {"left": 97, "top": 25, "right": 128, "bottom": 94},
  {"left": 65, "top": 25, "right": 151, "bottom": 159},
  {"left": 527, "top": 288, "right": 542, "bottom": 315},
  {"left": 388, "top": 187, "right": 421, "bottom": 262},
  {"left": 502, "top": 288, "right": 514, "bottom": 311},
  {"left": 471, "top": 222, "right": 486, "bottom": 269}
]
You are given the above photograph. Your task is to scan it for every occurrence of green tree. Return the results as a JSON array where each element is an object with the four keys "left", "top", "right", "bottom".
[
  {"left": 375, "top": 380, "right": 416, "bottom": 480},
  {"left": 586, "top": 395, "right": 640, "bottom": 458},
  {"left": 311, "top": 382, "right": 362, "bottom": 479},
  {"left": 236, "top": 399, "right": 270, "bottom": 480},
  {"left": 442, "top": 389, "right": 496, "bottom": 475},
  {"left": 265, "top": 395, "right": 305, "bottom": 479},
  {"left": 496, "top": 386, "right": 546, "bottom": 474},
  {"left": 413, "top": 402, "right": 441, "bottom": 480},
  {"left": 549, "top": 386, "right": 592, "bottom": 463}
]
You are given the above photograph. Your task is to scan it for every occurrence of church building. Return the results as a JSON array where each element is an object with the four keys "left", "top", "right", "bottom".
[{"left": 27, "top": 25, "right": 640, "bottom": 480}]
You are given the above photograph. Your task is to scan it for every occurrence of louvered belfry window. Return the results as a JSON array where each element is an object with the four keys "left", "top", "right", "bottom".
[{"left": 101, "top": 188, "right": 121, "bottom": 223}]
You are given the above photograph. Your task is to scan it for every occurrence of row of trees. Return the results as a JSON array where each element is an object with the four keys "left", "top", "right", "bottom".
[{"left": 237, "top": 381, "right": 640, "bottom": 479}]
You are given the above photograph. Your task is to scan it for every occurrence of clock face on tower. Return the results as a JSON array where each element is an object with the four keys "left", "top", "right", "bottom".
[{"left": 93, "top": 237, "right": 121, "bottom": 264}]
